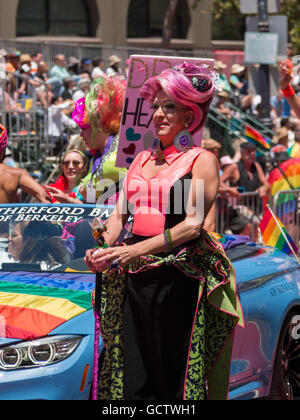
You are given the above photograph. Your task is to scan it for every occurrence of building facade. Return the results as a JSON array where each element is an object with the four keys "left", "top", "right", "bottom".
[{"left": 0, "top": 0, "right": 213, "bottom": 55}]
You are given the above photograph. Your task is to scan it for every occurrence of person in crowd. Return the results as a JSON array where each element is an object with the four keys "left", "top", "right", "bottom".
[
  {"left": 215, "top": 90, "right": 233, "bottom": 119},
  {"left": 270, "top": 88, "right": 291, "bottom": 126},
  {"left": 201, "top": 137, "right": 222, "bottom": 159},
  {"left": 19, "top": 54, "right": 32, "bottom": 70},
  {"left": 46, "top": 149, "right": 89, "bottom": 203},
  {"left": 34, "top": 61, "right": 48, "bottom": 83},
  {"left": 30, "top": 51, "right": 44, "bottom": 76},
  {"left": 280, "top": 60, "right": 300, "bottom": 120},
  {"left": 47, "top": 95, "right": 77, "bottom": 151},
  {"left": 17, "top": 63, "right": 35, "bottom": 99},
  {"left": 72, "top": 76, "right": 128, "bottom": 204},
  {"left": 67, "top": 56, "right": 81, "bottom": 76},
  {"left": 61, "top": 77, "right": 76, "bottom": 101},
  {"left": 92, "top": 57, "right": 106, "bottom": 80},
  {"left": 5, "top": 51, "right": 21, "bottom": 74},
  {"left": 85, "top": 63, "right": 243, "bottom": 401},
  {"left": 106, "top": 55, "right": 123, "bottom": 77},
  {"left": 220, "top": 141, "right": 270, "bottom": 199},
  {"left": 50, "top": 54, "right": 71, "bottom": 81},
  {"left": 8, "top": 221, "right": 71, "bottom": 269},
  {"left": 0, "top": 124, "right": 51, "bottom": 204},
  {"left": 229, "top": 64, "right": 252, "bottom": 110},
  {"left": 72, "top": 77, "right": 91, "bottom": 102},
  {"left": 79, "top": 58, "right": 92, "bottom": 77},
  {"left": 272, "top": 126, "right": 289, "bottom": 151},
  {"left": 220, "top": 141, "right": 269, "bottom": 237},
  {"left": 215, "top": 60, "right": 231, "bottom": 94}
]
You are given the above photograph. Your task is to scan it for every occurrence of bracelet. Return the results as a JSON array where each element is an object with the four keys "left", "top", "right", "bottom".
[
  {"left": 282, "top": 85, "right": 295, "bottom": 99},
  {"left": 164, "top": 229, "right": 173, "bottom": 253}
]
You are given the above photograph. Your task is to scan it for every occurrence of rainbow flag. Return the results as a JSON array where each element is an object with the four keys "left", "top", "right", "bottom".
[
  {"left": 245, "top": 126, "right": 271, "bottom": 150},
  {"left": 268, "top": 158, "right": 300, "bottom": 215},
  {"left": 259, "top": 207, "right": 298, "bottom": 256},
  {"left": 288, "top": 143, "right": 300, "bottom": 159}
]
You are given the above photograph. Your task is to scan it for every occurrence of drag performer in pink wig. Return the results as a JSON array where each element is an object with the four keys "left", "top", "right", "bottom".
[{"left": 85, "top": 63, "right": 244, "bottom": 400}]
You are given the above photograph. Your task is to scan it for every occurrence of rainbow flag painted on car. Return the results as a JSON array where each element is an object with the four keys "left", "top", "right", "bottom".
[
  {"left": 244, "top": 126, "right": 271, "bottom": 150},
  {"left": 0, "top": 273, "right": 94, "bottom": 340},
  {"left": 259, "top": 207, "right": 298, "bottom": 256}
]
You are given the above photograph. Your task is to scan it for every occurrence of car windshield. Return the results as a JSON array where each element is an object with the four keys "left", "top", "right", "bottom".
[{"left": 0, "top": 204, "right": 114, "bottom": 273}]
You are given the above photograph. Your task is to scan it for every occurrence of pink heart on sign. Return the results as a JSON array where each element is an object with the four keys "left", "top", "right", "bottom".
[{"left": 123, "top": 143, "right": 136, "bottom": 155}]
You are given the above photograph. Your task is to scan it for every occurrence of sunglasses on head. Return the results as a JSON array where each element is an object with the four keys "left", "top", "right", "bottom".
[{"left": 62, "top": 160, "right": 84, "bottom": 168}]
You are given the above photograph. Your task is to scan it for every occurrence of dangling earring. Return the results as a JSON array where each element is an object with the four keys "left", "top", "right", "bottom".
[
  {"left": 174, "top": 129, "right": 194, "bottom": 153},
  {"left": 152, "top": 138, "right": 165, "bottom": 161}
]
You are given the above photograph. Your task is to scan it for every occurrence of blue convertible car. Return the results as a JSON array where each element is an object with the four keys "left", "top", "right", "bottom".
[{"left": 0, "top": 203, "right": 299, "bottom": 400}]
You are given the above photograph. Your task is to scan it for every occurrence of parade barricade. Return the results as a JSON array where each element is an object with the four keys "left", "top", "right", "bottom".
[
  {"left": 272, "top": 189, "right": 300, "bottom": 252},
  {"left": 0, "top": 107, "right": 51, "bottom": 167},
  {"left": 215, "top": 191, "right": 262, "bottom": 242}
]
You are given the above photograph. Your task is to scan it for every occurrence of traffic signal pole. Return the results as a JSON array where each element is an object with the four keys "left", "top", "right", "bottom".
[{"left": 257, "top": 0, "right": 273, "bottom": 129}]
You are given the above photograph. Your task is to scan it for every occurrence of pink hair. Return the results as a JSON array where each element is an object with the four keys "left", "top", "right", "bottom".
[{"left": 140, "top": 63, "right": 217, "bottom": 134}]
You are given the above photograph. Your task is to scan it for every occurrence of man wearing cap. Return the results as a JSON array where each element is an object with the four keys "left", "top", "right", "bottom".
[
  {"left": 0, "top": 125, "right": 51, "bottom": 204},
  {"left": 106, "top": 55, "right": 123, "bottom": 77}
]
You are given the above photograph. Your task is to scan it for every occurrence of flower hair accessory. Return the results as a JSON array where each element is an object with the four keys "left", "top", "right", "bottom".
[
  {"left": 172, "top": 62, "right": 219, "bottom": 93},
  {"left": 0, "top": 124, "right": 8, "bottom": 153},
  {"left": 72, "top": 98, "right": 91, "bottom": 129}
]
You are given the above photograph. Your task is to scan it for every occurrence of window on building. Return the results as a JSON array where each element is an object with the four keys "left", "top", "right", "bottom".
[
  {"left": 127, "top": 0, "right": 190, "bottom": 39},
  {"left": 17, "top": 0, "right": 92, "bottom": 37}
]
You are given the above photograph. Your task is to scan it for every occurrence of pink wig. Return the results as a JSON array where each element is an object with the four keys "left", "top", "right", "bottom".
[
  {"left": 140, "top": 62, "right": 217, "bottom": 134},
  {"left": 0, "top": 124, "right": 8, "bottom": 153}
]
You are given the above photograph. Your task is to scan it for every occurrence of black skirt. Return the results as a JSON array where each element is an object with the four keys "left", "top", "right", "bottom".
[{"left": 123, "top": 235, "right": 199, "bottom": 400}]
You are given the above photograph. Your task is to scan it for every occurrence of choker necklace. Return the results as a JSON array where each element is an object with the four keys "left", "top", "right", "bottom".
[{"left": 152, "top": 130, "right": 194, "bottom": 161}]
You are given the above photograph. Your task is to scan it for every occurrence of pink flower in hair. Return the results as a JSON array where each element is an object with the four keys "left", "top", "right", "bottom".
[{"left": 72, "top": 98, "right": 91, "bottom": 129}]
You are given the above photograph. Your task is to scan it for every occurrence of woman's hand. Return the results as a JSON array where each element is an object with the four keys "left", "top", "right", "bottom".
[
  {"left": 91, "top": 245, "right": 139, "bottom": 272},
  {"left": 84, "top": 248, "right": 112, "bottom": 273},
  {"left": 45, "top": 186, "right": 73, "bottom": 203}
]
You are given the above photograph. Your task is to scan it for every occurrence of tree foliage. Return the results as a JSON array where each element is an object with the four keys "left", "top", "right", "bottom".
[{"left": 211, "top": 0, "right": 300, "bottom": 51}]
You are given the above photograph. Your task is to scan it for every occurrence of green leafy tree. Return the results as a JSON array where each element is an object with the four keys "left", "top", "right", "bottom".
[{"left": 211, "top": 0, "right": 300, "bottom": 51}]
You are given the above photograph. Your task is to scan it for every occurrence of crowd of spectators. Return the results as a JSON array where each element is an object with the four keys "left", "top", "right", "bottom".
[
  {"left": 1, "top": 47, "right": 300, "bottom": 240},
  {"left": 0, "top": 49, "right": 129, "bottom": 152}
]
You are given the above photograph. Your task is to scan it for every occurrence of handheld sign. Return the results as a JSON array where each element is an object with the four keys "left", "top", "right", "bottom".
[{"left": 116, "top": 55, "right": 215, "bottom": 168}]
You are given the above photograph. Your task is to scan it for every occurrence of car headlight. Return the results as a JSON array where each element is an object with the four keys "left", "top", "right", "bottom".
[{"left": 0, "top": 335, "right": 82, "bottom": 371}]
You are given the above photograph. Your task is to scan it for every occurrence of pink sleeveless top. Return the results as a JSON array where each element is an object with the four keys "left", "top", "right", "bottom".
[{"left": 123, "top": 145, "right": 207, "bottom": 237}]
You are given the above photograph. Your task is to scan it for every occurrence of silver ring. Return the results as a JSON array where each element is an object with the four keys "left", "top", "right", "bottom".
[{"left": 111, "top": 260, "right": 119, "bottom": 269}]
